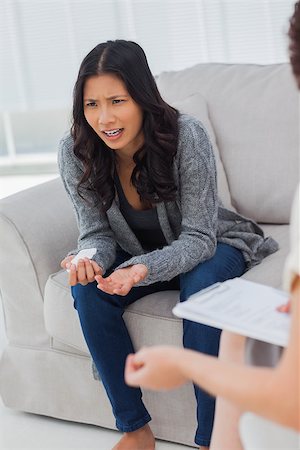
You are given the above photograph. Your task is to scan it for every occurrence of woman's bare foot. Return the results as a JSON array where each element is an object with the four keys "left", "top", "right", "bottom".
[{"left": 112, "top": 424, "right": 155, "bottom": 450}]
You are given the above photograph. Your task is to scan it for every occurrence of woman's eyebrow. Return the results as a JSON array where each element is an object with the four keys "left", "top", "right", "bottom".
[
  {"left": 83, "top": 94, "right": 129, "bottom": 101},
  {"left": 107, "top": 94, "right": 129, "bottom": 99}
]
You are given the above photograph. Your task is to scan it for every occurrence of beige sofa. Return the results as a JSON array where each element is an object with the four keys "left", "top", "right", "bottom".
[{"left": 0, "top": 63, "right": 298, "bottom": 447}]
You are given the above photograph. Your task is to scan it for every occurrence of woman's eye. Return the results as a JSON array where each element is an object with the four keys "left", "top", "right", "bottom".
[
  {"left": 112, "top": 99, "right": 124, "bottom": 105},
  {"left": 86, "top": 102, "right": 97, "bottom": 108}
]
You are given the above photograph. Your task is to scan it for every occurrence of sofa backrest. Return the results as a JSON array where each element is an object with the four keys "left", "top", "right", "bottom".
[{"left": 156, "top": 63, "right": 299, "bottom": 224}]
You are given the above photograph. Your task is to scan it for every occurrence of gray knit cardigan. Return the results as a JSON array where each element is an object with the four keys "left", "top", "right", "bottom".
[{"left": 58, "top": 114, "right": 278, "bottom": 286}]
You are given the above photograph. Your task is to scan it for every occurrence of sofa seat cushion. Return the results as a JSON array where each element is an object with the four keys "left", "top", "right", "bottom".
[
  {"left": 44, "top": 273, "right": 181, "bottom": 356},
  {"left": 44, "top": 224, "right": 289, "bottom": 356}
]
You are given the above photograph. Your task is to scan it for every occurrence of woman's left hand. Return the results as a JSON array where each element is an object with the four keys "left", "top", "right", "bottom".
[
  {"left": 277, "top": 298, "right": 291, "bottom": 313},
  {"left": 95, "top": 264, "right": 148, "bottom": 296}
]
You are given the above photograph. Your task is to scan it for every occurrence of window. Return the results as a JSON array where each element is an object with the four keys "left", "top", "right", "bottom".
[{"left": 0, "top": 0, "right": 295, "bottom": 170}]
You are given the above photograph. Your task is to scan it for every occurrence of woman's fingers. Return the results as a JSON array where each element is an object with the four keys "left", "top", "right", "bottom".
[
  {"left": 95, "top": 275, "right": 114, "bottom": 294},
  {"left": 124, "top": 355, "right": 136, "bottom": 385},
  {"left": 125, "top": 352, "right": 147, "bottom": 386},
  {"left": 61, "top": 255, "right": 74, "bottom": 269},
  {"left": 125, "top": 353, "right": 141, "bottom": 374},
  {"left": 113, "top": 285, "right": 129, "bottom": 296},
  {"left": 133, "top": 274, "right": 142, "bottom": 284},
  {"left": 76, "top": 259, "right": 87, "bottom": 284},
  {"left": 277, "top": 299, "right": 291, "bottom": 313},
  {"left": 64, "top": 256, "right": 103, "bottom": 287},
  {"left": 99, "top": 282, "right": 124, "bottom": 295},
  {"left": 64, "top": 262, "right": 145, "bottom": 291},
  {"left": 69, "top": 264, "right": 78, "bottom": 286},
  {"left": 125, "top": 354, "right": 135, "bottom": 372},
  {"left": 84, "top": 258, "right": 96, "bottom": 282},
  {"left": 62, "top": 255, "right": 103, "bottom": 288},
  {"left": 108, "top": 274, "right": 132, "bottom": 295},
  {"left": 90, "top": 260, "right": 103, "bottom": 276},
  {"left": 95, "top": 273, "right": 128, "bottom": 295},
  {"left": 95, "top": 265, "right": 145, "bottom": 295}
]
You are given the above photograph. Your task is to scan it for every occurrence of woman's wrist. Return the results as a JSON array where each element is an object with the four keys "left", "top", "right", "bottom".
[
  {"left": 133, "top": 263, "right": 149, "bottom": 282},
  {"left": 167, "top": 348, "right": 197, "bottom": 380},
  {"left": 179, "top": 349, "right": 208, "bottom": 384}
]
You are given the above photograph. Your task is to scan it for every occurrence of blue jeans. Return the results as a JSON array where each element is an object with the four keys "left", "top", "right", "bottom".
[{"left": 71, "top": 243, "right": 246, "bottom": 446}]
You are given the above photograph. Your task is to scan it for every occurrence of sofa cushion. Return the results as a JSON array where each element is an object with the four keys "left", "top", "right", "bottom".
[
  {"left": 44, "top": 224, "right": 289, "bottom": 356},
  {"left": 157, "top": 63, "right": 298, "bottom": 223},
  {"left": 44, "top": 272, "right": 180, "bottom": 356},
  {"left": 171, "top": 93, "right": 234, "bottom": 210}
]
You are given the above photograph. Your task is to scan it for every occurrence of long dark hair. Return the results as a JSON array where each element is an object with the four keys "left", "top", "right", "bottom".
[
  {"left": 71, "top": 40, "right": 179, "bottom": 211},
  {"left": 289, "top": 1, "right": 300, "bottom": 89}
]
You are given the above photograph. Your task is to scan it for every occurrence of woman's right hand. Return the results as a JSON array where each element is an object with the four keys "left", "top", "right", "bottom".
[
  {"left": 125, "top": 346, "right": 188, "bottom": 390},
  {"left": 60, "top": 255, "right": 103, "bottom": 286}
]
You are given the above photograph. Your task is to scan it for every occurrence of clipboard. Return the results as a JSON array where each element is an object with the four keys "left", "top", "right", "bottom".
[{"left": 172, "top": 278, "right": 290, "bottom": 347}]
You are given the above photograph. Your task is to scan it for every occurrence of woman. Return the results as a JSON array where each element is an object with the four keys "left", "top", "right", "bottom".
[
  {"left": 125, "top": 184, "right": 300, "bottom": 447},
  {"left": 58, "top": 39, "right": 278, "bottom": 450}
]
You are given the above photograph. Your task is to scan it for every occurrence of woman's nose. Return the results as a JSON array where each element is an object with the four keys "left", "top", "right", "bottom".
[{"left": 98, "top": 108, "right": 115, "bottom": 125}]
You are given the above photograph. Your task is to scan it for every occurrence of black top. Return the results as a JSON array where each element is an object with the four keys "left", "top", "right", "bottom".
[{"left": 114, "top": 173, "right": 167, "bottom": 252}]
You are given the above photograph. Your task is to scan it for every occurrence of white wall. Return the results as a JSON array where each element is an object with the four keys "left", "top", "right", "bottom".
[{"left": 0, "top": 0, "right": 296, "bottom": 161}]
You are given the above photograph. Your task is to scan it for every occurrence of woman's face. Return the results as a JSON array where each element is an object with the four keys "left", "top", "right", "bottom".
[{"left": 83, "top": 73, "right": 144, "bottom": 157}]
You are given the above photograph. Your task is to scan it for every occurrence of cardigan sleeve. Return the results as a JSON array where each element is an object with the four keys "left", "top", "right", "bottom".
[
  {"left": 57, "top": 134, "right": 116, "bottom": 274},
  {"left": 115, "top": 117, "right": 218, "bottom": 285}
]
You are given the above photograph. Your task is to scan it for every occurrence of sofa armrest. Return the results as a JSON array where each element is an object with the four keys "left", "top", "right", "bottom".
[{"left": 0, "top": 178, "right": 78, "bottom": 346}]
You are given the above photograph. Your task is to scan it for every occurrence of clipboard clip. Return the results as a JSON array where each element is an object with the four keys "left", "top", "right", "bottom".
[{"left": 188, "top": 281, "right": 229, "bottom": 303}]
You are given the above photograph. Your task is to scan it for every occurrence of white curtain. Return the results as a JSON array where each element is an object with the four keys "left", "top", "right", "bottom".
[{"left": 0, "top": 0, "right": 296, "bottom": 160}]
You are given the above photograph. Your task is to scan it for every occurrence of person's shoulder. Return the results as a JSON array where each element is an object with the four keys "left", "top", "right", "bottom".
[
  {"left": 57, "top": 131, "right": 82, "bottom": 175},
  {"left": 58, "top": 131, "right": 80, "bottom": 163},
  {"left": 178, "top": 113, "right": 209, "bottom": 141},
  {"left": 58, "top": 131, "right": 74, "bottom": 155},
  {"left": 178, "top": 112, "right": 201, "bottom": 127},
  {"left": 177, "top": 113, "right": 212, "bottom": 160}
]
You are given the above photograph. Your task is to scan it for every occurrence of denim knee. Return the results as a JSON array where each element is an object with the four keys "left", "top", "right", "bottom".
[
  {"left": 71, "top": 281, "right": 125, "bottom": 311},
  {"left": 180, "top": 243, "right": 246, "bottom": 301}
]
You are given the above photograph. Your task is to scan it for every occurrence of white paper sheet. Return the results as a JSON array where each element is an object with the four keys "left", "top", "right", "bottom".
[{"left": 173, "top": 278, "right": 290, "bottom": 347}]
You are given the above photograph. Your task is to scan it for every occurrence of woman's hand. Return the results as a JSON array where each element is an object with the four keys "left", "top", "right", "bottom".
[
  {"left": 277, "top": 298, "right": 292, "bottom": 313},
  {"left": 125, "top": 346, "right": 188, "bottom": 390},
  {"left": 95, "top": 264, "right": 148, "bottom": 296},
  {"left": 60, "top": 255, "right": 103, "bottom": 286}
]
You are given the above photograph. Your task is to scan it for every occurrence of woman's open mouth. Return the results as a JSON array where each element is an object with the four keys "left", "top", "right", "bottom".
[{"left": 102, "top": 128, "right": 124, "bottom": 140}]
